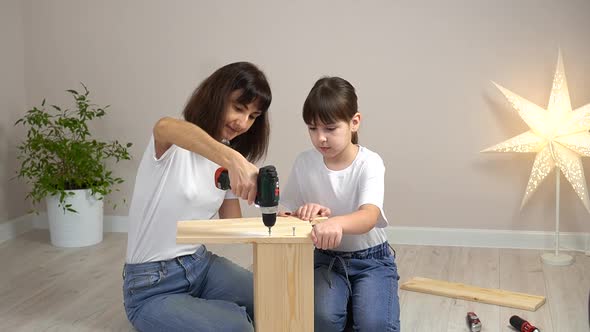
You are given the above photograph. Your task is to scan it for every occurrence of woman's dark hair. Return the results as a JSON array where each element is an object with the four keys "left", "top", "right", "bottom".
[
  {"left": 302, "top": 76, "right": 359, "bottom": 144},
  {"left": 183, "top": 62, "right": 272, "bottom": 162}
]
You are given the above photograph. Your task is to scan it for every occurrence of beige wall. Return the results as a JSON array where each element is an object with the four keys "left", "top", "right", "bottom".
[
  {"left": 4, "top": 0, "right": 590, "bottom": 231},
  {"left": 1, "top": 0, "right": 28, "bottom": 221}
]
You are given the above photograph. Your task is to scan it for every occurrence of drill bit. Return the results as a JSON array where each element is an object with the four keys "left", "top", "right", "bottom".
[{"left": 268, "top": 227, "right": 272, "bottom": 236}]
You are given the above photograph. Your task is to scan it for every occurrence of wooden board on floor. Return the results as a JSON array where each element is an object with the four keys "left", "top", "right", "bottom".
[{"left": 400, "top": 277, "right": 546, "bottom": 311}]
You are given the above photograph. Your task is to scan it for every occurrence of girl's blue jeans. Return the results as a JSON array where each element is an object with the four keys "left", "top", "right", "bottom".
[
  {"left": 122, "top": 245, "right": 254, "bottom": 332},
  {"left": 315, "top": 242, "right": 401, "bottom": 332}
]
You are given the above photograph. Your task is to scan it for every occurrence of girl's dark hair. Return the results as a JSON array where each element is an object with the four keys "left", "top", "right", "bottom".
[
  {"left": 183, "top": 62, "right": 272, "bottom": 162},
  {"left": 302, "top": 76, "right": 359, "bottom": 144}
]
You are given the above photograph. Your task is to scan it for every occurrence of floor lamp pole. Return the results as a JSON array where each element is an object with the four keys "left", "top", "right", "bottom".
[{"left": 541, "top": 168, "right": 574, "bottom": 266}]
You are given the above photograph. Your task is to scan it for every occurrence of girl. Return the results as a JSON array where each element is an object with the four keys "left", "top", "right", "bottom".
[
  {"left": 282, "top": 76, "right": 400, "bottom": 331},
  {"left": 123, "top": 62, "right": 271, "bottom": 332}
]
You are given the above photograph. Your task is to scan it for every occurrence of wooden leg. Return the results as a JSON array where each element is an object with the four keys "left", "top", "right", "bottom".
[{"left": 253, "top": 243, "right": 314, "bottom": 332}]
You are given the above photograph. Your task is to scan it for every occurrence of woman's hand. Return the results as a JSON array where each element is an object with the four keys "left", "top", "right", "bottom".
[
  {"left": 311, "top": 221, "right": 342, "bottom": 249},
  {"left": 227, "top": 155, "right": 259, "bottom": 205},
  {"left": 294, "top": 203, "right": 331, "bottom": 221}
]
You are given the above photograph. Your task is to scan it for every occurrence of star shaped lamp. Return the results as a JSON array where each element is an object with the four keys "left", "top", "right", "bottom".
[{"left": 482, "top": 51, "right": 590, "bottom": 266}]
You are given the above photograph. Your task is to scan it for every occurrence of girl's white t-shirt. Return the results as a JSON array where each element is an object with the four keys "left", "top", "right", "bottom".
[
  {"left": 281, "top": 145, "right": 389, "bottom": 252},
  {"left": 125, "top": 135, "right": 235, "bottom": 264}
]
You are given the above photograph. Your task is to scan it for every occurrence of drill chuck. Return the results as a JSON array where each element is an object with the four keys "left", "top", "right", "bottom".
[
  {"left": 261, "top": 206, "right": 279, "bottom": 232},
  {"left": 262, "top": 213, "right": 276, "bottom": 229}
]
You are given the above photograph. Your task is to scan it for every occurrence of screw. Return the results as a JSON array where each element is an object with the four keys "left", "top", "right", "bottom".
[{"left": 292, "top": 227, "right": 296, "bottom": 236}]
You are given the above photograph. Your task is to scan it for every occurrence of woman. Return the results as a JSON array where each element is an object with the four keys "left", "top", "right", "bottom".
[{"left": 123, "top": 62, "right": 272, "bottom": 332}]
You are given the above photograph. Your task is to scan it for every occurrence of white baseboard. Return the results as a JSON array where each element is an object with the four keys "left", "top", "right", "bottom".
[
  {"left": 386, "top": 226, "right": 590, "bottom": 253},
  {"left": 0, "top": 214, "right": 36, "bottom": 243},
  {"left": 31, "top": 213, "right": 128, "bottom": 233},
  {"left": 2, "top": 214, "right": 589, "bottom": 253}
]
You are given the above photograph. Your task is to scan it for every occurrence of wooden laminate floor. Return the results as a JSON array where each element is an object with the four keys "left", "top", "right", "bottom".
[{"left": 0, "top": 230, "right": 588, "bottom": 331}]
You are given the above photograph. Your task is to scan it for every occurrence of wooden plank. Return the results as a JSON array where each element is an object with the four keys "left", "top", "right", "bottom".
[
  {"left": 253, "top": 243, "right": 314, "bottom": 332},
  {"left": 177, "top": 216, "right": 322, "bottom": 244},
  {"left": 400, "top": 277, "right": 545, "bottom": 311}
]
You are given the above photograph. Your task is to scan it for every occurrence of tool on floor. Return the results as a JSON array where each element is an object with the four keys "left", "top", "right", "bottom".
[
  {"left": 509, "top": 315, "right": 540, "bottom": 332},
  {"left": 466, "top": 312, "right": 482, "bottom": 332},
  {"left": 215, "top": 165, "right": 280, "bottom": 235}
]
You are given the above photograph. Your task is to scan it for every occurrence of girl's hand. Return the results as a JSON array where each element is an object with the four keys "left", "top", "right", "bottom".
[
  {"left": 311, "top": 221, "right": 342, "bottom": 249},
  {"left": 227, "top": 156, "right": 259, "bottom": 205},
  {"left": 295, "top": 203, "right": 331, "bottom": 221}
]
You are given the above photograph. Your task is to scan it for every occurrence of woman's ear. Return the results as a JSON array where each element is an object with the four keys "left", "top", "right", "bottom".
[{"left": 351, "top": 112, "right": 361, "bottom": 132}]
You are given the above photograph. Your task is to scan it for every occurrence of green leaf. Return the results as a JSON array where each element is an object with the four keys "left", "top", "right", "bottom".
[{"left": 12, "top": 83, "right": 133, "bottom": 213}]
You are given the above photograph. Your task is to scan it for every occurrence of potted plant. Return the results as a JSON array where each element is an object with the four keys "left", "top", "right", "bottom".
[{"left": 14, "top": 83, "right": 132, "bottom": 247}]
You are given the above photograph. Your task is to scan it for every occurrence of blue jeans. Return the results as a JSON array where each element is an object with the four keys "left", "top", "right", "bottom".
[
  {"left": 315, "top": 242, "right": 400, "bottom": 332},
  {"left": 122, "top": 245, "right": 254, "bottom": 332}
]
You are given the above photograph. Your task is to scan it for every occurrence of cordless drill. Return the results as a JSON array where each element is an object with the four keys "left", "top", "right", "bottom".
[
  {"left": 214, "top": 165, "right": 280, "bottom": 235},
  {"left": 509, "top": 315, "right": 540, "bottom": 332}
]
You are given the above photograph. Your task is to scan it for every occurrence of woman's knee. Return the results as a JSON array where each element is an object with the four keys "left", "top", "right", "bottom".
[{"left": 222, "top": 317, "right": 254, "bottom": 332}]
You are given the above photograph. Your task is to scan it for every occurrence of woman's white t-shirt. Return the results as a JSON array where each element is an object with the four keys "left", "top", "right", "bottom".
[{"left": 125, "top": 136, "right": 235, "bottom": 264}]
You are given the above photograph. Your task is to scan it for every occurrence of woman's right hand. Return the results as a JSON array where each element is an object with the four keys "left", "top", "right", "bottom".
[{"left": 227, "top": 156, "right": 259, "bottom": 205}]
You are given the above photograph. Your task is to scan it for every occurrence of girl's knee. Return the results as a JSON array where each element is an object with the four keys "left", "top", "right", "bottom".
[
  {"left": 315, "top": 310, "right": 347, "bottom": 332},
  {"left": 355, "top": 317, "right": 400, "bottom": 332}
]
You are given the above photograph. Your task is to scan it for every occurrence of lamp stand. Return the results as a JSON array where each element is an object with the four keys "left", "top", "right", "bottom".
[{"left": 541, "top": 169, "right": 574, "bottom": 266}]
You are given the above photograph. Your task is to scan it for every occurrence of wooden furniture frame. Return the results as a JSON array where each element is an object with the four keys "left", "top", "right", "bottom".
[{"left": 177, "top": 217, "right": 315, "bottom": 332}]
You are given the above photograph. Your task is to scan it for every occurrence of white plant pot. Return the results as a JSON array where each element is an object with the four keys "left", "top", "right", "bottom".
[{"left": 46, "top": 189, "right": 104, "bottom": 247}]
